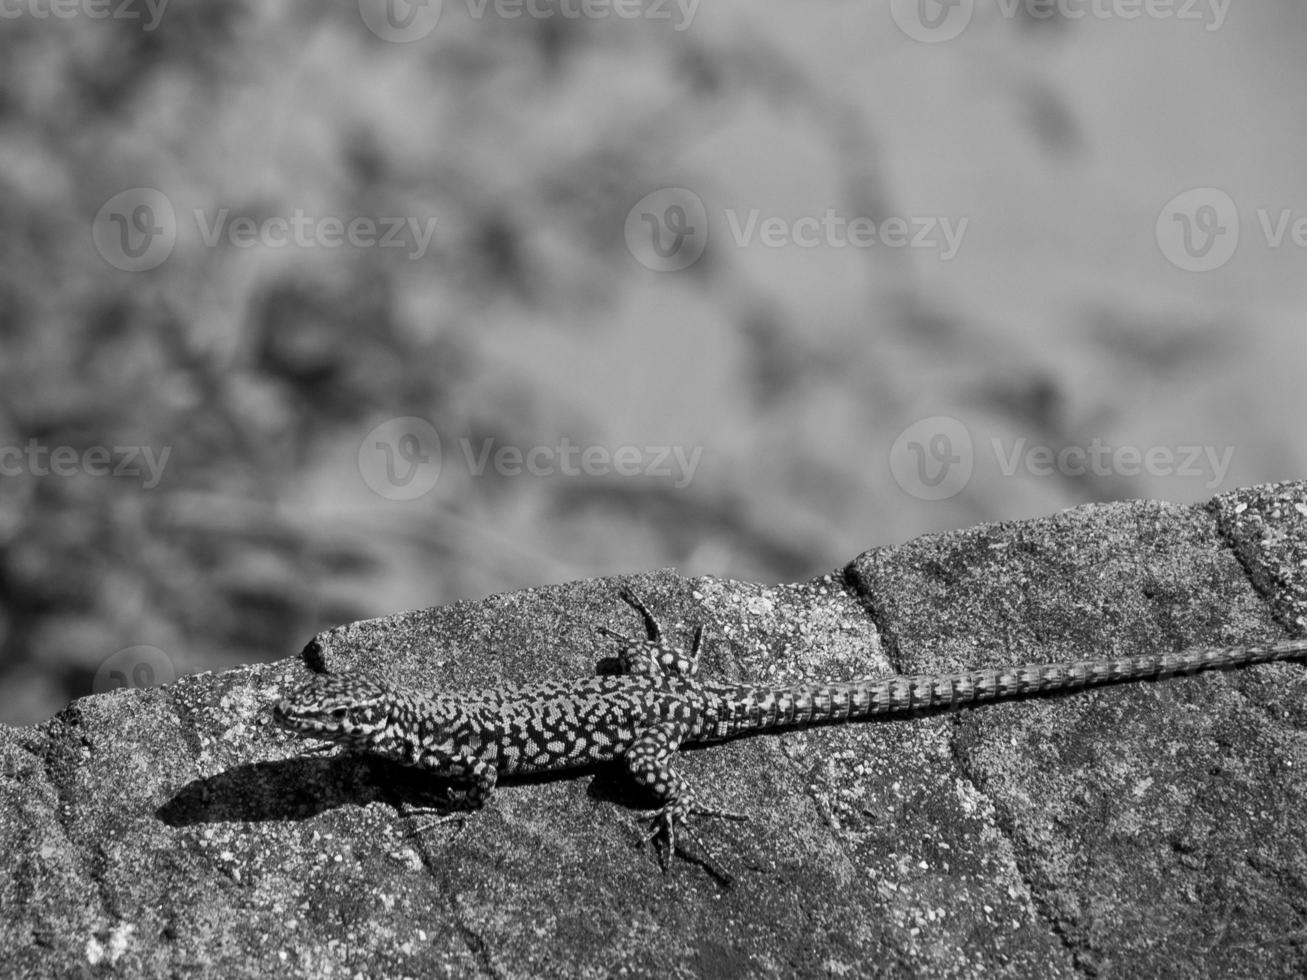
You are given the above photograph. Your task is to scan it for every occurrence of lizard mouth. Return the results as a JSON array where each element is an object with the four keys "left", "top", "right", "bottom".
[
  {"left": 272, "top": 698, "right": 361, "bottom": 744},
  {"left": 272, "top": 700, "right": 332, "bottom": 734},
  {"left": 271, "top": 699, "right": 298, "bottom": 726}
]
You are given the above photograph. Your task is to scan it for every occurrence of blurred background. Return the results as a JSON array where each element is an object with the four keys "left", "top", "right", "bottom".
[{"left": 1, "top": 0, "right": 1304, "bottom": 725}]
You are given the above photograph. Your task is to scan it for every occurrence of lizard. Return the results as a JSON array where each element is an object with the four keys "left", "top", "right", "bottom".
[{"left": 273, "top": 589, "right": 1307, "bottom": 871}]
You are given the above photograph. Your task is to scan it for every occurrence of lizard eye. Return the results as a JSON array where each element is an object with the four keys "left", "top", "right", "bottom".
[{"left": 331, "top": 707, "right": 349, "bottom": 720}]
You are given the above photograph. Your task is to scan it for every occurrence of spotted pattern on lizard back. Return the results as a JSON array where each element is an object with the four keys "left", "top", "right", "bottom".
[{"left": 273, "top": 590, "right": 1307, "bottom": 870}]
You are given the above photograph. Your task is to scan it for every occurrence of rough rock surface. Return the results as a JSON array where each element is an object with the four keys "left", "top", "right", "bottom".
[{"left": 3, "top": 482, "right": 1307, "bottom": 979}]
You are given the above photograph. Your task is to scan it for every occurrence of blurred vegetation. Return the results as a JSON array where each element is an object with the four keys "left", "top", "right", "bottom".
[
  {"left": 0, "top": 3, "right": 894, "bottom": 722},
  {"left": 2, "top": 3, "right": 1303, "bottom": 724}
]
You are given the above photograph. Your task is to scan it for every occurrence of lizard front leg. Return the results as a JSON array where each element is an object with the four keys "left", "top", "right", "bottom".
[
  {"left": 621, "top": 721, "right": 745, "bottom": 866},
  {"left": 405, "top": 752, "right": 498, "bottom": 835},
  {"left": 598, "top": 590, "right": 705, "bottom": 679},
  {"left": 605, "top": 639, "right": 702, "bottom": 680}
]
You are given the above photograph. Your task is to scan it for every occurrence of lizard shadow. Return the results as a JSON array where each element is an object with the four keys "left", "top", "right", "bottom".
[
  {"left": 157, "top": 754, "right": 733, "bottom": 885},
  {"left": 155, "top": 753, "right": 642, "bottom": 828}
]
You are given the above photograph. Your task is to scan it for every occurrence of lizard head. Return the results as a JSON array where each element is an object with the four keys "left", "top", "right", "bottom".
[{"left": 274, "top": 674, "right": 416, "bottom": 753}]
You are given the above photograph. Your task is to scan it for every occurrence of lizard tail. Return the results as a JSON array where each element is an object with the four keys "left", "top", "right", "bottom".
[{"left": 715, "top": 639, "right": 1307, "bottom": 736}]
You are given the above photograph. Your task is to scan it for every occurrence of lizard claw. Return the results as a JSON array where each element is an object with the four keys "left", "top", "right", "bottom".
[
  {"left": 690, "top": 805, "right": 748, "bottom": 822},
  {"left": 398, "top": 789, "right": 480, "bottom": 837},
  {"left": 639, "top": 804, "right": 685, "bottom": 848},
  {"left": 406, "top": 813, "right": 469, "bottom": 837},
  {"left": 637, "top": 800, "right": 747, "bottom": 882},
  {"left": 401, "top": 802, "right": 470, "bottom": 838}
]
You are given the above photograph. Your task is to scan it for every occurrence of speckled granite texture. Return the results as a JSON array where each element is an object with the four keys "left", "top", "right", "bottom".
[{"left": 3, "top": 482, "right": 1307, "bottom": 979}]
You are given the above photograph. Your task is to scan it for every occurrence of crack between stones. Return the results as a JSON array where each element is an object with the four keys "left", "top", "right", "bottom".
[
  {"left": 839, "top": 560, "right": 905, "bottom": 674},
  {"left": 946, "top": 719, "right": 1094, "bottom": 979},
  {"left": 411, "top": 836, "right": 503, "bottom": 980},
  {"left": 29, "top": 707, "right": 121, "bottom": 933},
  {"left": 1209, "top": 497, "right": 1304, "bottom": 636},
  {"left": 841, "top": 559, "right": 1094, "bottom": 976}
]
